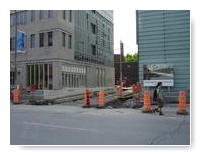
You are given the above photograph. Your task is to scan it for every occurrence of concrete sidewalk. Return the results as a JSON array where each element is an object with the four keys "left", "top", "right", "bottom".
[{"left": 10, "top": 103, "right": 190, "bottom": 118}]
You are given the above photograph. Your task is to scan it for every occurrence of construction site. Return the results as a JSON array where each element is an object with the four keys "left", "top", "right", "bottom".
[
  {"left": 10, "top": 84, "right": 190, "bottom": 145},
  {"left": 11, "top": 82, "right": 190, "bottom": 114}
]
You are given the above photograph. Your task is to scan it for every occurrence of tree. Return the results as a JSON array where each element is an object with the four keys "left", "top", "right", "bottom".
[{"left": 125, "top": 53, "right": 138, "bottom": 62}]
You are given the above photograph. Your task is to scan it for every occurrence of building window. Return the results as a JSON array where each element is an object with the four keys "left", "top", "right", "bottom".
[
  {"left": 16, "top": 13, "right": 20, "bottom": 24},
  {"left": 30, "top": 34, "right": 35, "bottom": 48},
  {"left": 71, "top": 74, "right": 74, "bottom": 88},
  {"left": 47, "top": 31, "right": 53, "bottom": 46},
  {"left": 19, "top": 11, "right": 27, "bottom": 24},
  {"left": 39, "top": 33, "right": 44, "bottom": 47},
  {"left": 62, "top": 73, "right": 65, "bottom": 87},
  {"left": 62, "top": 32, "right": 66, "bottom": 47},
  {"left": 91, "top": 23, "right": 96, "bottom": 34},
  {"left": 108, "top": 28, "right": 110, "bottom": 40},
  {"left": 44, "top": 64, "right": 48, "bottom": 88},
  {"left": 78, "top": 42, "right": 84, "bottom": 51},
  {"left": 31, "top": 10, "right": 36, "bottom": 22},
  {"left": 69, "top": 10, "right": 72, "bottom": 22},
  {"left": 91, "top": 44, "right": 96, "bottom": 55},
  {"left": 61, "top": 66, "right": 86, "bottom": 88},
  {"left": 49, "top": 64, "right": 53, "bottom": 89},
  {"left": 19, "top": 13, "right": 24, "bottom": 23},
  {"left": 10, "top": 71, "right": 15, "bottom": 86},
  {"left": 62, "top": 10, "right": 66, "bottom": 20},
  {"left": 39, "top": 10, "right": 45, "bottom": 20},
  {"left": 24, "top": 11, "right": 27, "bottom": 23},
  {"left": 48, "top": 10, "right": 54, "bottom": 18},
  {"left": 10, "top": 11, "right": 27, "bottom": 26},
  {"left": 10, "top": 37, "right": 15, "bottom": 51},
  {"left": 10, "top": 14, "right": 16, "bottom": 26},
  {"left": 26, "top": 63, "right": 53, "bottom": 90},
  {"left": 39, "top": 64, "right": 43, "bottom": 89},
  {"left": 68, "top": 34, "right": 72, "bottom": 49}
]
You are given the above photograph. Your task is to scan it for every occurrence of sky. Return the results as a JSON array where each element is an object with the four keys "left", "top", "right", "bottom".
[{"left": 114, "top": 10, "right": 137, "bottom": 56}]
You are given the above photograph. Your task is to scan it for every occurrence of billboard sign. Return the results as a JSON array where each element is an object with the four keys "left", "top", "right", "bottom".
[
  {"left": 143, "top": 63, "right": 174, "bottom": 86},
  {"left": 17, "top": 30, "right": 26, "bottom": 53}
]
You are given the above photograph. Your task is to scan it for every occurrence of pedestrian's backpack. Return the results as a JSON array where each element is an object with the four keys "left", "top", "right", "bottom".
[{"left": 153, "top": 88, "right": 157, "bottom": 101}]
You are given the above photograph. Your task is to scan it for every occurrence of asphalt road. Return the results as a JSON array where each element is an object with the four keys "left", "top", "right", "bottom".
[{"left": 10, "top": 104, "right": 190, "bottom": 145}]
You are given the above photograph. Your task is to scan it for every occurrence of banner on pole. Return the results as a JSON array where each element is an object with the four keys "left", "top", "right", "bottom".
[{"left": 17, "top": 30, "right": 26, "bottom": 53}]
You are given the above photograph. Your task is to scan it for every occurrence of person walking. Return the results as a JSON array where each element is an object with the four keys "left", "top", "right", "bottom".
[{"left": 153, "top": 82, "right": 165, "bottom": 115}]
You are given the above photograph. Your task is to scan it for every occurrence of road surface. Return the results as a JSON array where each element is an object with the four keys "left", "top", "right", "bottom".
[{"left": 10, "top": 104, "right": 190, "bottom": 145}]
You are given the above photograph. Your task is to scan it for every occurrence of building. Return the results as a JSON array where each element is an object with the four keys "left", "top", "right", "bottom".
[
  {"left": 10, "top": 10, "right": 114, "bottom": 92},
  {"left": 136, "top": 10, "right": 190, "bottom": 92},
  {"left": 114, "top": 54, "right": 138, "bottom": 86}
]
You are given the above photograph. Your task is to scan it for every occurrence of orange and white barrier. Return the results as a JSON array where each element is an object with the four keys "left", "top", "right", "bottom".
[
  {"left": 177, "top": 91, "right": 188, "bottom": 115},
  {"left": 13, "top": 89, "right": 20, "bottom": 103},
  {"left": 142, "top": 91, "right": 151, "bottom": 113},
  {"left": 82, "top": 90, "right": 91, "bottom": 108},
  {"left": 96, "top": 90, "right": 106, "bottom": 108},
  {"left": 117, "top": 86, "right": 122, "bottom": 96}
]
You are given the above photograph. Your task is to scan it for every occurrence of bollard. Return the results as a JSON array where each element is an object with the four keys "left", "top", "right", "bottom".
[
  {"left": 177, "top": 91, "right": 188, "bottom": 115},
  {"left": 13, "top": 89, "right": 20, "bottom": 103},
  {"left": 117, "top": 86, "right": 122, "bottom": 97},
  {"left": 82, "top": 90, "right": 91, "bottom": 108},
  {"left": 142, "top": 91, "right": 151, "bottom": 113},
  {"left": 96, "top": 90, "right": 106, "bottom": 108}
]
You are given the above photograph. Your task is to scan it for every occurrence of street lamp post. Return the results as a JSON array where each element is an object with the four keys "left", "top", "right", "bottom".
[
  {"left": 14, "top": 10, "right": 18, "bottom": 86},
  {"left": 119, "top": 54, "right": 122, "bottom": 86},
  {"left": 120, "top": 41, "right": 124, "bottom": 87}
]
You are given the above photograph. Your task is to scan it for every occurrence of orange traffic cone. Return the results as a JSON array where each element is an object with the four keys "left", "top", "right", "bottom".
[
  {"left": 177, "top": 91, "right": 188, "bottom": 115},
  {"left": 82, "top": 90, "right": 91, "bottom": 108},
  {"left": 142, "top": 91, "right": 151, "bottom": 113},
  {"left": 96, "top": 90, "right": 106, "bottom": 108},
  {"left": 13, "top": 89, "right": 20, "bottom": 103}
]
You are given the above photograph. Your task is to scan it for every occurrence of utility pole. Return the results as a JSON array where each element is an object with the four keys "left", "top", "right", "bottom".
[
  {"left": 14, "top": 10, "right": 18, "bottom": 86},
  {"left": 120, "top": 41, "right": 124, "bottom": 86}
]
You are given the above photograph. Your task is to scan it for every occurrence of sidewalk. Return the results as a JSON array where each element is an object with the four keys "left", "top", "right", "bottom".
[{"left": 10, "top": 103, "right": 190, "bottom": 118}]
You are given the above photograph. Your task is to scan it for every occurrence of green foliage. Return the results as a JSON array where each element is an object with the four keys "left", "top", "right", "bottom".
[{"left": 125, "top": 53, "right": 138, "bottom": 62}]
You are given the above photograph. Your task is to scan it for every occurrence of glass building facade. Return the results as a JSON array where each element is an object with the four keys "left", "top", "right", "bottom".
[
  {"left": 74, "top": 10, "right": 114, "bottom": 67},
  {"left": 136, "top": 10, "right": 190, "bottom": 92}
]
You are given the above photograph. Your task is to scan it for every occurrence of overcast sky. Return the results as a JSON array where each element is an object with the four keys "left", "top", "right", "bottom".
[{"left": 114, "top": 10, "right": 137, "bottom": 55}]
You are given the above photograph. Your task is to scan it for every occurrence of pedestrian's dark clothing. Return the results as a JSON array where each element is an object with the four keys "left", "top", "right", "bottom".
[
  {"left": 157, "top": 98, "right": 164, "bottom": 108},
  {"left": 156, "top": 87, "right": 165, "bottom": 109}
]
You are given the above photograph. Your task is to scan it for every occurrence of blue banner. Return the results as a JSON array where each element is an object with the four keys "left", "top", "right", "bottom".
[{"left": 17, "top": 31, "right": 25, "bottom": 53}]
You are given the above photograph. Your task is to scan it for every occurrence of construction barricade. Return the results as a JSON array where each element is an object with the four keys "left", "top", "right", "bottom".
[
  {"left": 132, "top": 82, "right": 142, "bottom": 105},
  {"left": 13, "top": 89, "right": 20, "bottom": 103},
  {"left": 96, "top": 90, "right": 106, "bottom": 108},
  {"left": 82, "top": 90, "right": 91, "bottom": 108},
  {"left": 177, "top": 91, "right": 188, "bottom": 115},
  {"left": 117, "top": 86, "right": 122, "bottom": 97},
  {"left": 142, "top": 91, "right": 151, "bottom": 113},
  {"left": 132, "top": 84, "right": 136, "bottom": 93}
]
